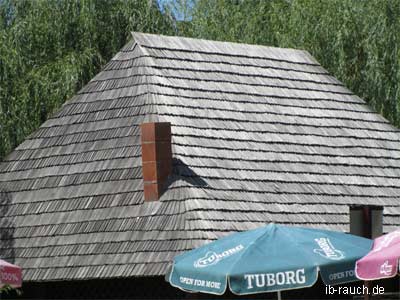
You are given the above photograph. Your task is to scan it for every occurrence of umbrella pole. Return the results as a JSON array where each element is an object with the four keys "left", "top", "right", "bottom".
[
  {"left": 277, "top": 290, "right": 282, "bottom": 300},
  {"left": 364, "top": 281, "right": 370, "bottom": 300}
]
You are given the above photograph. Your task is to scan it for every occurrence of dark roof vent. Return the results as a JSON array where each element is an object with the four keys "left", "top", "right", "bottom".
[{"left": 140, "top": 122, "right": 172, "bottom": 201}]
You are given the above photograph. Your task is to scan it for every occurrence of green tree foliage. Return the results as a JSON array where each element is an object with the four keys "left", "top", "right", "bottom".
[
  {"left": 2, "top": 0, "right": 400, "bottom": 160},
  {"left": 177, "top": 0, "right": 400, "bottom": 127},
  {"left": 0, "top": 0, "right": 174, "bottom": 159},
  {"left": 0, "top": 284, "right": 21, "bottom": 296}
]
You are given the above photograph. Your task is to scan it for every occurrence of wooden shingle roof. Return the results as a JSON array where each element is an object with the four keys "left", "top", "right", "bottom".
[{"left": 1, "top": 32, "right": 400, "bottom": 281}]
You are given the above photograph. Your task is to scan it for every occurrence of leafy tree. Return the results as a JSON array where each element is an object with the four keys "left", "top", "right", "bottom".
[
  {"left": 0, "top": 284, "right": 21, "bottom": 296},
  {"left": 0, "top": 0, "right": 174, "bottom": 160},
  {"left": 177, "top": 0, "right": 400, "bottom": 127},
  {"left": 2, "top": 0, "right": 400, "bottom": 160}
]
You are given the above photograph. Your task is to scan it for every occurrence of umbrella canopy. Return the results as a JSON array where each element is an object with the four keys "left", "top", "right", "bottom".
[
  {"left": 0, "top": 259, "right": 22, "bottom": 288},
  {"left": 169, "top": 223, "right": 372, "bottom": 295},
  {"left": 356, "top": 229, "right": 400, "bottom": 280}
]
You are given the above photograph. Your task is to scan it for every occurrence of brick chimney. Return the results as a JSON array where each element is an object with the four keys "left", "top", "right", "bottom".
[{"left": 140, "top": 122, "right": 172, "bottom": 201}]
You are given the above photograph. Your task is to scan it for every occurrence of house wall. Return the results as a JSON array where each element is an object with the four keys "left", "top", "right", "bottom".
[
  {"left": 17, "top": 277, "right": 186, "bottom": 299},
  {"left": 10, "top": 276, "right": 398, "bottom": 299}
]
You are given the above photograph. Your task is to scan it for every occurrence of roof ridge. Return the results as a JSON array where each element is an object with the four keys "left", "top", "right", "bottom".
[
  {"left": 114, "top": 36, "right": 153, "bottom": 124},
  {"left": 131, "top": 32, "right": 175, "bottom": 118},
  {"left": 132, "top": 32, "right": 308, "bottom": 54}
]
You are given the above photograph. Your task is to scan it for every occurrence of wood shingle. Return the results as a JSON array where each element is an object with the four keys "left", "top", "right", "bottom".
[{"left": 0, "top": 32, "right": 399, "bottom": 282}]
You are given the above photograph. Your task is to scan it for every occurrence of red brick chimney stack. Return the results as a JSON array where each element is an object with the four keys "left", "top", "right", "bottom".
[{"left": 140, "top": 122, "right": 172, "bottom": 201}]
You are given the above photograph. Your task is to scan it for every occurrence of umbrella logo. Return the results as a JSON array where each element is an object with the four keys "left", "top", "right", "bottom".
[
  {"left": 372, "top": 231, "right": 400, "bottom": 253},
  {"left": 313, "top": 238, "right": 345, "bottom": 260},
  {"left": 1, "top": 271, "right": 19, "bottom": 282},
  {"left": 0, "top": 265, "right": 20, "bottom": 284},
  {"left": 379, "top": 260, "right": 393, "bottom": 276},
  {"left": 194, "top": 244, "right": 244, "bottom": 268}
]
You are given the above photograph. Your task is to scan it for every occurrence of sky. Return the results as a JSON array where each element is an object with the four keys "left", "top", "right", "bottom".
[{"left": 157, "top": 0, "right": 194, "bottom": 21}]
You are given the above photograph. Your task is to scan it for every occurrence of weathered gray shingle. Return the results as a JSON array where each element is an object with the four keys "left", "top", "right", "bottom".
[{"left": 0, "top": 32, "right": 399, "bottom": 282}]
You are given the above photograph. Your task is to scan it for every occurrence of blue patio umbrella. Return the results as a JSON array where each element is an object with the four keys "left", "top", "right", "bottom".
[{"left": 169, "top": 223, "right": 373, "bottom": 296}]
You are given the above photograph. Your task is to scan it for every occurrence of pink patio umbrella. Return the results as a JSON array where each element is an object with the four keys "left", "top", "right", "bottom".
[
  {"left": 0, "top": 259, "right": 22, "bottom": 288},
  {"left": 355, "top": 229, "right": 400, "bottom": 280}
]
